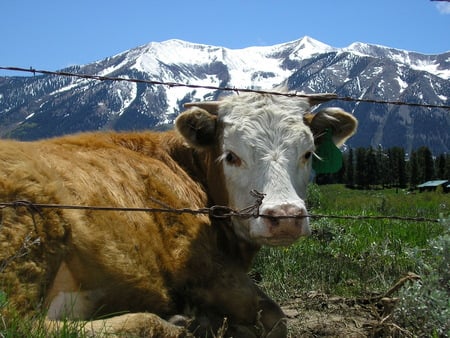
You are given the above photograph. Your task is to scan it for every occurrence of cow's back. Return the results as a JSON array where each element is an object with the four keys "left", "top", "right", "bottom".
[{"left": 0, "top": 131, "right": 213, "bottom": 317}]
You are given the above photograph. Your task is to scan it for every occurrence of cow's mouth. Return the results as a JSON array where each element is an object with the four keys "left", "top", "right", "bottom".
[
  {"left": 255, "top": 236, "right": 301, "bottom": 246},
  {"left": 231, "top": 206, "right": 311, "bottom": 246},
  {"left": 249, "top": 218, "right": 311, "bottom": 246}
]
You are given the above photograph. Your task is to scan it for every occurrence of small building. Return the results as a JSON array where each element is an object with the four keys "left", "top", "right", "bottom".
[{"left": 416, "top": 180, "right": 449, "bottom": 192}]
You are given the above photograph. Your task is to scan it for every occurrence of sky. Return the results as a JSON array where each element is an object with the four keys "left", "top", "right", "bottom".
[{"left": 1, "top": 0, "right": 449, "bottom": 77}]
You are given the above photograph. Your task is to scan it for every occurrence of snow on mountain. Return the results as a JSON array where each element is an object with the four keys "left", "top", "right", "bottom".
[
  {"left": 0, "top": 36, "right": 449, "bottom": 154},
  {"left": 116, "top": 36, "right": 334, "bottom": 87},
  {"left": 119, "top": 36, "right": 335, "bottom": 117},
  {"left": 284, "top": 36, "right": 336, "bottom": 60},
  {"left": 345, "top": 42, "right": 450, "bottom": 80}
]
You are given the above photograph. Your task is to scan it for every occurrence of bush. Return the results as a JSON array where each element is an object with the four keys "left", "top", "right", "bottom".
[{"left": 394, "top": 222, "right": 450, "bottom": 337}]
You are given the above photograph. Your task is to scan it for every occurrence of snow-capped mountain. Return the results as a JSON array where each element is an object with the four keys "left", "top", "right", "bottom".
[{"left": 0, "top": 36, "right": 449, "bottom": 154}]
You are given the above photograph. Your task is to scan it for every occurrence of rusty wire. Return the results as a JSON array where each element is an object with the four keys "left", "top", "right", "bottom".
[
  {"left": 1, "top": 66, "right": 449, "bottom": 110},
  {"left": 0, "top": 199, "right": 442, "bottom": 223}
]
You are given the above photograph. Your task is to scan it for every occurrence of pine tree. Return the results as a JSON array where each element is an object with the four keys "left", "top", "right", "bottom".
[
  {"left": 445, "top": 154, "right": 450, "bottom": 180},
  {"left": 436, "top": 154, "right": 446, "bottom": 179},
  {"left": 345, "top": 148, "right": 355, "bottom": 187},
  {"left": 388, "top": 147, "right": 407, "bottom": 188},
  {"left": 408, "top": 151, "right": 420, "bottom": 187},
  {"left": 417, "top": 146, "right": 434, "bottom": 181},
  {"left": 355, "top": 148, "right": 368, "bottom": 188},
  {"left": 366, "top": 147, "right": 379, "bottom": 187},
  {"left": 377, "top": 145, "right": 388, "bottom": 188},
  {"left": 397, "top": 147, "right": 407, "bottom": 188}
]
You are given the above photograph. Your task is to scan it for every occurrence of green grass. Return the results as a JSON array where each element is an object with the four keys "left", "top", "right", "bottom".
[
  {"left": 0, "top": 302, "right": 88, "bottom": 338},
  {"left": 318, "top": 184, "right": 448, "bottom": 219},
  {"left": 252, "top": 184, "right": 449, "bottom": 336}
]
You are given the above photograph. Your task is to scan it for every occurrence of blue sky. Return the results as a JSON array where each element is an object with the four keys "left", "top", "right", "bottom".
[{"left": 1, "top": 0, "right": 449, "bottom": 76}]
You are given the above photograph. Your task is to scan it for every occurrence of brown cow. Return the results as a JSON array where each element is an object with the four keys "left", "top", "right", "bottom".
[{"left": 0, "top": 92, "right": 357, "bottom": 337}]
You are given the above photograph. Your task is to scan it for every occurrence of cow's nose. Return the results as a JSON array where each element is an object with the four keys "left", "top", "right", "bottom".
[{"left": 261, "top": 204, "right": 310, "bottom": 236}]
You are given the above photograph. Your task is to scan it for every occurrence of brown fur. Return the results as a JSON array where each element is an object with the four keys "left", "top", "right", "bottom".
[{"left": 0, "top": 130, "right": 280, "bottom": 337}]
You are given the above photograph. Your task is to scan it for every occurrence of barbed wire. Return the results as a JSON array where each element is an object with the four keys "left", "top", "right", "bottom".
[
  {"left": 0, "top": 199, "right": 442, "bottom": 223},
  {"left": 1, "top": 66, "right": 449, "bottom": 111}
]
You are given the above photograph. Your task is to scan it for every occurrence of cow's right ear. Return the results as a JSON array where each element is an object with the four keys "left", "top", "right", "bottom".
[{"left": 175, "top": 107, "right": 218, "bottom": 148}]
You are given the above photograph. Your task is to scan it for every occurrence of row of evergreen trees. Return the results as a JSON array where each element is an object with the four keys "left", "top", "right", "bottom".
[{"left": 316, "top": 146, "right": 450, "bottom": 189}]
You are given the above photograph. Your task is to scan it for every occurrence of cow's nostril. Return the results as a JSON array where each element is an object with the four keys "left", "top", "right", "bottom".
[
  {"left": 268, "top": 217, "right": 280, "bottom": 227},
  {"left": 288, "top": 205, "right": 304, "bottom": 216},
  {"left": 264, "top": 209, "right": 281, "bottom": 226}
]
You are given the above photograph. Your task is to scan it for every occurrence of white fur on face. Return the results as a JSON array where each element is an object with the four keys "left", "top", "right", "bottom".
[{"left": 217, "top": 94, "right": 314, "bottom": 246}]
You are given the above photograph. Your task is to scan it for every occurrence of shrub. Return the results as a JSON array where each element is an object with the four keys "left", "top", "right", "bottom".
[
  {"left": 306, "top": 183, "right": 322, "bottom": 210},
  {"left": 394, "top": 230, "right": 450, "bottom": 337}
]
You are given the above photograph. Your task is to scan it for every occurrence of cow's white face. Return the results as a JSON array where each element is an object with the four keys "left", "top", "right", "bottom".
[
  {"left": 176, "top": 93, "right": 357, "bottom": 246},
  {"left": 218, "top": 95, "right": 313, "bottom": 245}
]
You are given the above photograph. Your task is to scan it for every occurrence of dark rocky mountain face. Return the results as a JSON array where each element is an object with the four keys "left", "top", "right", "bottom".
[{"left": 0, "top": 37, "right": 448, "bottom": 154}]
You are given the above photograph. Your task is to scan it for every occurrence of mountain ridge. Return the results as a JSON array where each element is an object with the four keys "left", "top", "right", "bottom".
[{"left": 0, "top": 36, "right": 448, "bottom": 154}]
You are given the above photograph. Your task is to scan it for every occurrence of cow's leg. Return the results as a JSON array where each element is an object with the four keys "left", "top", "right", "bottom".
[
  {"left": 255, "top": 285, "right": 287, "bottom": 338},
  {"left": 45, "top": 313, "right": 187, "bottom": 337},
  {"left": 44, "top": 262, "right": 188, "bottom": 337},
  {"left": 45, "top": 261, "right": 103, "bottom": 320},
  {"left": 209, "top": 275, "right": 287, "bottom": 338},
  {"left": 188, "top": 268, "right": 287, "bottom": 338}
]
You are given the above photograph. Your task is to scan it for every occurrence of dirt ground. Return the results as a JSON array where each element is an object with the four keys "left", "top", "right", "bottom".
[
  {"left": 282, "top": 291, "right": 412, "bottom": 338},
  {"left": 279, "top": 273, "right": 422, "bottom": 337}
]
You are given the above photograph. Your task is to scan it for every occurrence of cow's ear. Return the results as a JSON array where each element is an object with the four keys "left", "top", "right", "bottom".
[
  {"left": 304, "top": 108, "right": 357, "bottom": 147},
  {"left": 176, "top": 107, "right": 218, "bottom": 148},
  {"left": 304, "top": 108, "right": 357, "bottom": 174},
  {"left": 306, "top": 93, "right": 338, "bottom": 107}
]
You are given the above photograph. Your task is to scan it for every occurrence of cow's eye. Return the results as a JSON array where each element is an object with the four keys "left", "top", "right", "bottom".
[
  {"left": 224, "top": 151, "right": 242, "bottom": 167},
  {"left": 304, "top": 151, "right": 312, "bottom": 160}
]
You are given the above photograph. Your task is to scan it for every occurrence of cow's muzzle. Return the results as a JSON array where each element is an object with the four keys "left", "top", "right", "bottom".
[{"left": 257, "top": 203, "right": 310, "bottom": 245}]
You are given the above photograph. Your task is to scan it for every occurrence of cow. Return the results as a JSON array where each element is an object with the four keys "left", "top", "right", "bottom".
[{"left": 0, "top": 92, "right": 357, "bottom": 337}]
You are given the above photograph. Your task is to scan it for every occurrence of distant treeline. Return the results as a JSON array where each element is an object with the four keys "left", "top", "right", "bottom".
[{"left": 316, "top": 146, "right": 450, "bottom": 189}]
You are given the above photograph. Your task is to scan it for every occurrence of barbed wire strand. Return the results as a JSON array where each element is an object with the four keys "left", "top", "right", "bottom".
[
  {"left": 0, "top": 200, "right": 442, "bottom": 223},
  {"left": 1, "top": 66, "right": 449, "bottom": 110}
]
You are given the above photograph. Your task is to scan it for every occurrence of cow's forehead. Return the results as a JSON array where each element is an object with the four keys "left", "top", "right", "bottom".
[
  {"left": 218, "top": 93, "right": 311, "bottom": 120},
  {"left": 217, "top": 94, "right": 314, "bottom": 150}
]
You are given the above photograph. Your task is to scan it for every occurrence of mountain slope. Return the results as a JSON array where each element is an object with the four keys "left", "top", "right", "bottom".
[{"left": 0, "top": 37, "right": 448, "bottom": 154}]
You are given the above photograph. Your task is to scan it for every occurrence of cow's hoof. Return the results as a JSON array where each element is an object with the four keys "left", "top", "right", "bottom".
[
  {"left": 265, "top": 318, "right": 288, "bottom": 338},
  {"left": 169, "top": 314, "right": 192, "bottom": 327},
  {"left": 226, "top": 324, "right": 259, "bottom": 338}
]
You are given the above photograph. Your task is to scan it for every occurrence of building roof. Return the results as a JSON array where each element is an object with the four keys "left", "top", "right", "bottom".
[{"left": 417, "top": 180, "right": 449, "bottom": 188}]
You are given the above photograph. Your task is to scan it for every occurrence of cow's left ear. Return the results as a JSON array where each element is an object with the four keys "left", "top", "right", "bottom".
[
  {"left": 304, "top": 108, "right": 357, "bottom": 147},
  {"left": 175, "top": 107, "right": 218, "bottom": 148}
]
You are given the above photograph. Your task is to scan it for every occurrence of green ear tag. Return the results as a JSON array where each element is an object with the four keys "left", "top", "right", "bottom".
[{"left": 312, "top": 129, "right": 343, "bottom": 174}]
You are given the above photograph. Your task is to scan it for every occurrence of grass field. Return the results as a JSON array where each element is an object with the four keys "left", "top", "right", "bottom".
[
  {"left": 1, "top": 184, "right": 449, "bottom": 337},
  {"left": 252, "top": 184, "right": 450, "bottom": 336}
]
